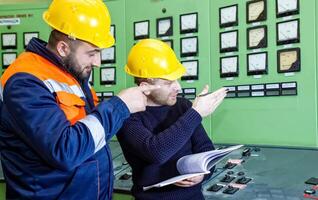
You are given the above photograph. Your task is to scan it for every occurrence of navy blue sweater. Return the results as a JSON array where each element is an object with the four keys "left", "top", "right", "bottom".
[{"left": 117, "top": 98, "right": 214, "bottom": 200}]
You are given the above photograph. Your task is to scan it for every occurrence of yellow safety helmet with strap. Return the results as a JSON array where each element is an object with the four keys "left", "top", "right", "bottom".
[
  {"left": 43, "top": 0, "right": 114, "bottom": 48},
  {"left": 125, "top": 39, "right": 186, "bottom": 81}
]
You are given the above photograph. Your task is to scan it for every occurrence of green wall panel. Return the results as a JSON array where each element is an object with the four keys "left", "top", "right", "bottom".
[
  {"left": 0, "top": 1, "right": 51, "bottom": 73},
  {"left": 0, "top": 0, "right": 316, "bottom": 148},
  {"left": 0, "top": 183, "right": 4, "bottom": 200},
  {"left": 124, "top": 0, "right": 212, "bottom": 133},
  {"left": 210, "top": 0, "right": 318, "bottom": 147},
  {"left": 92, "top": 0, "right": 128, "bottom": 96},
  {"left": 1, "top": 0, "right": 318, "bottom": 200},
  {"left": 113, "top": 193, "right": 134, "bottom": 200},
  {"left": 0, "top": 0, "right": 317, "bottom": 151}
]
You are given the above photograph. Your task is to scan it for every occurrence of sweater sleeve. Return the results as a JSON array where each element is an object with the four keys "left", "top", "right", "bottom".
[
  {"left": 2, "top": 73, "right": 129, "bottom": 171},
  {"left": 118, "top": 107, "right": 202, "bottom": 164},
  {"left": 190, "top": 124, "right": 215, "bottom": 181},
  {"left": 191, "top": 125, "right": 215, "bottom": 153},
  {"left": 181, "top": 98, "right": 214, "bottom": 153},
  {"left": 91, "top": 96, "right": 130, "bottom": 141}
]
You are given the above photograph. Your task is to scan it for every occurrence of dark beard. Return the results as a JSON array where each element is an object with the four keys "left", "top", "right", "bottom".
[{"left": 63, "top": 54, "right": 84, "bottom": 82}]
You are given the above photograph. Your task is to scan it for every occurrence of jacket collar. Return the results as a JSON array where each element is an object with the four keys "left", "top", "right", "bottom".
[{"left": 25, "top": 37, "right": 66, "bottom": 70}]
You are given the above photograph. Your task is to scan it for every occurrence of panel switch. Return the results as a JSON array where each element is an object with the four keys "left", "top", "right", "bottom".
[
  {"left": 207, "top": 184, "right": 223, "bottom": 192},
  {"left": 223, "top": 185, "right": 239, "bottom": 194},
  {"left": 220, "top": 175, "right": 235, "bottom": 183},
  {"left": 236, "top": 177, "right": 252, "bottom": 184}
]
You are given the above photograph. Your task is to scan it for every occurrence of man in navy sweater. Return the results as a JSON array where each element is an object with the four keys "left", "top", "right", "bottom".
[{"left": 117, "top": 39, "right": 227, "bottom": 200}]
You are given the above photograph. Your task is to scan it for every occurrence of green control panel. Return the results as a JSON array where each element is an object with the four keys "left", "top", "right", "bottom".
[
  {"left": 1, "top": 0, "right": 318, "bottom": 147},
  {"left": 91, "top": 0, "right": 128, "bottom": 100},
  {"left": 210, "top": 0, "right": 318, "bottom": 147},
  {"left": 0, "top": 1, "right": 51, "bottom": 73},
  {"left": 123, "top": 0, "right": 213, "bottom": 134},
  {"left": 1, "top": 1, "right": 318, "bottom": 200}
]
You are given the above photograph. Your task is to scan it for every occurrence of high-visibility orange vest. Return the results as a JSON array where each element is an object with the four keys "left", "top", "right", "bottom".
[{"left": 1, "top": 52, "right": 99, "bottom": 125}]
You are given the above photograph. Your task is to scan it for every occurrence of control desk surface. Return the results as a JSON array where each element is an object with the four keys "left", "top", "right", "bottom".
[
  {"left": 0, "top": 141, "right": 317, "bottom": 199},
  {"left": 109, "top": 141, "right": 318, "bottom": 200}
]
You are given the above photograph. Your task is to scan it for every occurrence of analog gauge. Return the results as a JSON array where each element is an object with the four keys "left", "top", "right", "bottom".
[
  {"left": 101, "top": 46, "right": 115, "bottom": 64},
  {"left": 100, "top": 67, "right": 116, "bottom": 85},
  {"left": 181, "top": 60, "right": 198, "bottom": 80},
  {"left": 219, "top": 4, "right": 238, "bottom": 28},
  {"left": 180, "top": 12, "right": 198, "bottom": 34},
  {"left": 277, "top": 48, "right": 300, "bottom": 73},
  {"left": 220, "top": 30, "right": 238, "bottom": 53},
  {"left": 162, "top": 39, "right": 173, "bottom": 49},
  {"left": 247, "top": 0, "right": 266, "bottom": 23},
  {"left": 247, "top": 26, "right": 267, "bottom": 49},
  {"left": 276, "top": 0, "right": 299, "bottom": 17},
  {"left": 180, "top": 37, "right": 198, "bottom": 57},
  {"left": 1, "top": 33, "right": 17, "bottom": 49},
  {"left": 247, "top": 52, "right": 267, "bottom": 75},
  {"left": 2, "top": 52, "right": 17, "bottom": 68},
  {"left": 110, "top": 25, "right": 116, "bottom": 39},
  {"left": 157, "top": 17, "right": 173, "bottom": 37},
  {"left": 277, "top": 19, "right": 299, "bottom": 45},
  {"left": 134, "top": 20, "right": 149, "bottom": 40},
  {"left": 220, "top": 56, "right": 239, "bottom": 77},
  {"left": 23, "top": 32, "right": 39, "bottom": 48}
]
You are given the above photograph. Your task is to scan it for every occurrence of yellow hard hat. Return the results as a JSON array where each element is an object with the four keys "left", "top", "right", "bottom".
[
  {"left": 125, "top": 39, "right": 186, "bottom": 80},
  {"left": 43, "top": 0, "right": 114, "bottom": 48}
]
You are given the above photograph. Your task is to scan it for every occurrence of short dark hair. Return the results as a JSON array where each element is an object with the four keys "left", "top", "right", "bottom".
[
  {"left": 134, "top": 77, "right": 148, "bottom": 86},
  {"left": 47, "top": 29, "right": 81, "bottom": 51},
  {"left": 134, "top": 77, "right": 162, "bottom": 86}
]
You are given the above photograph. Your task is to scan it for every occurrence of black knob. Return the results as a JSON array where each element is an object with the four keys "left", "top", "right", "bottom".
[
  {"left": 237, "top": 171, "right": 245, "bottom": 176},
  {"left": 242, "top": 148, "right": 251, "bottom": 157},
  {"left": 304, "top": 189, "right": 316, "bottom": 195}
]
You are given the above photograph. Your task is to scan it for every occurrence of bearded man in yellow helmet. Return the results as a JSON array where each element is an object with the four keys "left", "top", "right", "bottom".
[
  {"left": 117, "top": 39, "right": 228, "bottom": 200},
  {"left": 0, "top": 1, "right": 157, "bottom": 199}
]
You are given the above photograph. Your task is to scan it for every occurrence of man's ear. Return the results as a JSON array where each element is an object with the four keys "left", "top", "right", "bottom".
[
  {"left": 139, "top": 82, "right": 148, "bottom": 86},
  {"left": 139, "top": 81, "right": 151, "bottom": 95},
  {"left": 56, "top": 41, "right": 70, "bottom": 57}
]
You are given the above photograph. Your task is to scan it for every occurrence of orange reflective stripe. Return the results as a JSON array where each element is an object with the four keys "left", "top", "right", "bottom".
[
  {"left": 1, "top": 52, "right": 87, "bottom": 124},
  {"left": 1, "top": 52, "right": 77, "bottom": 87}
]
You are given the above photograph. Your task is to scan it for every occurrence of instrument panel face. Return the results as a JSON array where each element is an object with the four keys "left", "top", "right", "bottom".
[
  {"left": 219, "top": 4, "right": 238, "bottom": 28},
  {"left": 246, "top": 0, "right": 267, "bottom": 23}
]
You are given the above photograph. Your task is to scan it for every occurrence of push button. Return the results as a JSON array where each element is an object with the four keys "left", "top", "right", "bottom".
[
  {"left": 223, "top": 162, "right": 237, "bottom": 169},
  {"left": 227, "top": 171, "right": 234, "bottom": 175},
  {"left": 220, "top": 174, "right": 235, "bottom": 183},
  {"left": 237, "top": 171, "right": 245, "bottom": 176},
  {"left": 119, "top": 172, "right": 132, "bottom": 180},
  {"left": 242, "top": 147, "right": 251, "bottom": 157},
  {"left": 207, "top": 184, "right": 223, "bottom": 192},
  {"left": 304, "top": 189, "right": 316, "bottom": 195},
  {"left": 236, "top": 177, "right": 252, "bottom": 184},
  {"left": 223, "top": 185, "right": 239, "bottom": 194}
]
